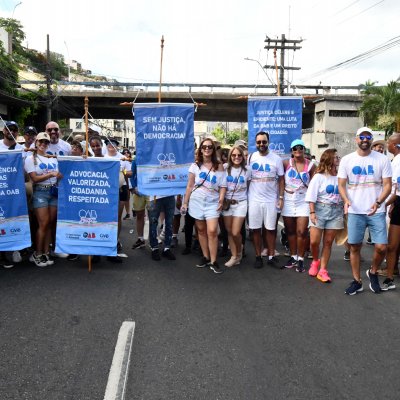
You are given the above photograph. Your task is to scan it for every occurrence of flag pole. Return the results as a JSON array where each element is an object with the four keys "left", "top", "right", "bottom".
[
  {"left": 84, "top": 96, "right": 92, "bottom": 272},
  {"left": 158, "top": 35, "right": 164, "bottom": 103}
]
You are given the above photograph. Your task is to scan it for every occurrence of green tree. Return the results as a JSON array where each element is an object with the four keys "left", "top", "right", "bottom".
[
  {"left": 0, "top": 18, "right": 26, "bottom": 59},
  {"left": 0, "top": 41, "right": 19, "bottom": 96},
  {"left": 360, "top": 80, "right": 400, "bottom": 138}
]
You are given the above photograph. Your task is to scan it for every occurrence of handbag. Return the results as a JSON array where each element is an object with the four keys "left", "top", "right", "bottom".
[{"left": 222, "top": 168, "right": 242, "bottom": 212}]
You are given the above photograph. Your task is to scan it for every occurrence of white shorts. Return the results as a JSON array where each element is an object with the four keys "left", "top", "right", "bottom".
[
  {"left": 248, "top": 201, "right": 278, "bottom": 230},
  {"left": 281, "top": 199, "right": 309, "bottom": 217},
  {"left": 222, "top": 200, "right": 248, "bottom": 218}
]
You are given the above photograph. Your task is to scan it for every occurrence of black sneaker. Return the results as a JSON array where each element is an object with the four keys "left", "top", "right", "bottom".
[
  {"left": 162, "top": 249, "right": 176, "bottom": 260},
  {"left": 345, "top": 280, "right": 364, "bottom": 295},
  {"left": 381, "top": 278, "right": 396, "bottom": 291},
  {"left": 196, "top": 256, "right": 210, "bottom": 268},
  {"left": 267, "top": 256, "right": 279, "bottom": 268},
  {"left": 283, "top": 257, "right": 297, "bottom": 269},
  {"left": 151, "top": 249, "right": 161, "bottom": 261},
  {"left": 132, "top": 239, "right": 145, "bottom": 249},
  {"left": 254, "top": 256, "right": 263, "bottom": 269},
  {"left": 296, "top": 259, "right": 305, "bottom": 273},
  {"left": 67, "top": 254, "right": 79, "bottom": 261},
  {"left": 123, "top": 214, "right": 130, "bottom": 220},
  {"left": 366, "top": 269, "right": 381, "bottom": 293},
  {"left": 344, "top": 251, "right": 350, "bottom": 261},
  {"left": 181, "top": 248, "right": 191, "bottom": 255},
  {"left": 209, "top": 261, "right": 223, "bottom": 274}
]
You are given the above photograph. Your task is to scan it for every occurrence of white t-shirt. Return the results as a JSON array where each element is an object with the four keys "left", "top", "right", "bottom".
[
  {"left": 223, "top": 165, "right": 251, "bottom": 202},
  {"left": 248, "top": 151, "right": 284, "bottom": 203},
  {"left": 305, "top": 173, "right": 342, "bottom": 205},
  {"left": 188, "top": 163, "right": 225, "bottom": 201},
  {"left": 46, "top": 139, "right": 72, "bottom": 156},
  {"left": 105, "top": 152, "right": 132, "bottom": 173},
  {"left": 337, "top": 151, "right": 392, "bottom": 214},
  {"left": 391, "top": 153, "right": 400, "bottom": 195},
  {"left": 24, "top": 154, "right": 58, "bottom": 186},
  {"left": 0, "top": 140, "right": 24, "bottom": 151}
]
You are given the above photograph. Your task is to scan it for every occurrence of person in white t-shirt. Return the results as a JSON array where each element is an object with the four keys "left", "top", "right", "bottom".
[
  {"left": 248, "top": 131, "right": 284, "bottom": 269},
  {"left": 45, "top": 121, "right": 72, "bottom": 156},
  {"left": 378, "top": 133, "right": 400, "bottom": 290},
  {"left": 305, "top": 148, "right": 343, "bottom": 283},
  {"left": 221, "top": 146, "right": 251, "bottom": 268},
  {"left": 181, "top": 138, "right": 226, "bottom": 274},
  {"left": 338, "top": 127, "right": 392, "bottom": 295},
  {"left": 105, "top": 138, "right": 132, "bottom": 263}
]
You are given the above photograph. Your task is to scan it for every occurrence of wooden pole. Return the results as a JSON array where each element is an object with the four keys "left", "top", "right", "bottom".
[
  {"left": 273, "top": 48, "right": 281, "bottom": 96},
  {"left": 158, "top": 35, "right": 164, "bottom": 103},
  {"left": 84, "top": 96, "right": 92, "bottom": 272}
]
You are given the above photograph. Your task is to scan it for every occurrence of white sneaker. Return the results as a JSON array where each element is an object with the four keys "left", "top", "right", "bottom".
[
  {"left": 12, "top": 251, "right": 22, "bottom": 263},
  {"left": 30, "top": 253, "right": 47, "bottom": 267},
  {"left": 224, "top": 256, "right": 240, "bottom": 267},
  {"left": 44, "top": 253, "right": 55, "bottom": 266}
]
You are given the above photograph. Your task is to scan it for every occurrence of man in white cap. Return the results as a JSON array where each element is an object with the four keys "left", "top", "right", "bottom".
[
  {"left": 45, "top": 121, "right": 71, "bottom": 156},
  {"left": 338, "top": 127, "right": 392, "bottom": 295}
]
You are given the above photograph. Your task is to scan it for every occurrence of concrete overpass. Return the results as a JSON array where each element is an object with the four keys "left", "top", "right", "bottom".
[{"left": 22, "top": 81, "right": 364, "bottom": 126}]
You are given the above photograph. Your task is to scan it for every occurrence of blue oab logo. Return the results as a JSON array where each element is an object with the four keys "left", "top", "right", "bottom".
[
  {"left": 251, "top": 163, "right": 271, "bottom": 172},
  {"left": 227, "top": 175, "right": 245, "bottom": 184},
  {"left": 288, "top": 169, "right": 309, "bottom": 184},
  {"left": 199, "top": 172, "right": 217, "bottom": 183},
  {"left": 352, "top": 165, "right": 374, "bottom": 176},
  {"left": 326, "top": 185, "right": 339, "bottom": 194}
]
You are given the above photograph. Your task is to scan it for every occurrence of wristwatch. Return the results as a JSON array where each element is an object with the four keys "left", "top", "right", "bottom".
[{"left": 375, "top": 200, "right": 381, "bottom": 206}]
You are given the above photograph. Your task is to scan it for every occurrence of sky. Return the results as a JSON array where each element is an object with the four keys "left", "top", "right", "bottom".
[{"left": 1, "top": 0, "right": 399, "bottom": 89}]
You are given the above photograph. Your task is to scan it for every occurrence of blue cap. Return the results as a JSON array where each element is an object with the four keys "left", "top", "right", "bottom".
[
  {"left": 290, "top": 139, "right": 305, "bottom": 149},
  {"left": 5, "top": 121, "right": 18, "bottom": 128}
]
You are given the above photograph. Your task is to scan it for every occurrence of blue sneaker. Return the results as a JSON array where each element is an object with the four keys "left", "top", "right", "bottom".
[
  {"left": 366, "top": 269, "right": 381, "bottom": 293},
  {"left": 345, "top": 280, "right": 364, "bottom": 295}
]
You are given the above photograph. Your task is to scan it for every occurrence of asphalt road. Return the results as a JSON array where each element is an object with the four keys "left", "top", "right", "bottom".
[{"left": 1, "top": 217, "right": 400, "bottom": 400}]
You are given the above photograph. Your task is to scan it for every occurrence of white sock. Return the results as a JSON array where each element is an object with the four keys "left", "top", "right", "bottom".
[
  {"left": 298, "top": 256, "right": 304, "bottom": 261},
  {"left": 292, "top": 254, "right": 298, "bottom": 260}
]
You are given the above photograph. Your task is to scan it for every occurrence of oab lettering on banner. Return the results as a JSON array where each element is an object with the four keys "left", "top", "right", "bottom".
[{"left": 67, "top": 170, "right": 111, "bottom": 204}]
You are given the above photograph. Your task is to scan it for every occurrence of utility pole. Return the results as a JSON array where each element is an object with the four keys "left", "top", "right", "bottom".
[
  {"left": 46, "top": 34, "right": 52, "bottom": 121},
  {"left": 264, "top": 34, "right": 302, "bottom": 94}
]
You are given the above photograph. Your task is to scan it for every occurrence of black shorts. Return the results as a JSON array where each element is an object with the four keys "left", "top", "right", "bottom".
[
  {"left": 390, "top": 196, "right": 400, "bottom": 226},
  {"left": 119, "top": 185, "right": 129, "bottom": 202}
]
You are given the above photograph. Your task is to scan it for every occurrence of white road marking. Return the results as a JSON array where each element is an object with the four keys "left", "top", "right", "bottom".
[{"left": 104, "top": 321, "right": 136, "bottom": 400}]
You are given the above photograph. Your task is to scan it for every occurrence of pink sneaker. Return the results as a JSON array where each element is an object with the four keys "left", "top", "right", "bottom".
[
  {"left": 308, "top": 259, "right": 320, "bottom": 277},
  {"left": 317, "top": 269, "right": 331, "bottom": 283}
]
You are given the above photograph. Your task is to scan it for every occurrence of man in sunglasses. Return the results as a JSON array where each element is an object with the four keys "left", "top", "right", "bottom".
[
  {"left": 248, "top": 131, "right": 284, "bottom": 269},
  {"left": 45, "top": 121, "right": 72, "bottom": 156},
  {"left": 0, "top": 121, "right": 24, "bottom": 151},
  {"left": 338, "top": 127, "right": 392, "bottom": 295}
]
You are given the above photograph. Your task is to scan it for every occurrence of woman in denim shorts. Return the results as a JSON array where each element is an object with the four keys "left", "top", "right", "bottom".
[
  {"left": 181, "top": 138, "right": 225, "bottom": 273},
  {"left": 221, "top": 146, "right": 251, "bottom": 268},
  {"left": 305, "top": 149, "right": 343, "bottom": 282},
  {"left": 24, "top": 132, "right": 61, "bottom": 267}
]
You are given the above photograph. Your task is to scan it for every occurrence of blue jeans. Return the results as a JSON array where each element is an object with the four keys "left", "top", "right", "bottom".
[{"left": 147, "top": 196, "right": 175, "bottom": 249}]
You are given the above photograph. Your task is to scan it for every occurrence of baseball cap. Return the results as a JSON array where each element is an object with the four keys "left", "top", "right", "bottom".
[
  {"left": 356, "top": 127, "right": 373, "bottom": 136},
  {"left": 234, "top": 139, "right": 247, "bottom": 148},
  {"left": 35, "top": 132, "right": 51, "bottom": 142},
  {"left": 290, "top": 139, "right": 305, "bottom": 149},
  {"left": 5, "top": 121, "right": 18, "bottom": 129},
  {"left": 24, "top": 126, "right": 38, "bottom": 135}
]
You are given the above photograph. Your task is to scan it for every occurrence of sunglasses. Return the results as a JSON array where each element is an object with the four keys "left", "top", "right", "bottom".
[
  {"left": 38, "top": 139, "right": 50, "bottom": 145},
  {"left": 46, "top": 127, "right": 59, "bottom": 133},
  {"left": 256, "top": 140, "right": 268, "bottom": 145},
  {"left": 231, "top": 154, "right": 243, "bottom": 158},
  {"left": 292, "top": 145, "right": 305, "bottom": 151},
  {"left": 201, "top": 145, "right": 213, "bottom": 150},
  {"left": 358, "top": 135, "right": 372, "bottom": 141}
]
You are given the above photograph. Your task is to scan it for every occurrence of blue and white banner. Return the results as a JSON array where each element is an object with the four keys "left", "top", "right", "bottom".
[
  {"left": 248, "top": 96, "right": 303, "bottom": 156},
  {"left": 55, "top": 157, "right": 120, "bottom": 256},
  {"left": 0, "top": 150, "right": 31, "bottom": 250},
  {"left": 133, "top": 103, "right": 195, "bottom": 196}
]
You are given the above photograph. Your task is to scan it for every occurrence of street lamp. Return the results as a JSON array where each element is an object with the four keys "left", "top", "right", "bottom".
[{"left": 12, "top": 2, "right": 22, "bottom": 19}]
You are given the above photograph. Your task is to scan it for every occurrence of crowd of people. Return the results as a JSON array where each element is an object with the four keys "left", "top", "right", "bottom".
[{"left": 1, "top": 119, "right": 399, "bottom": 296}]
